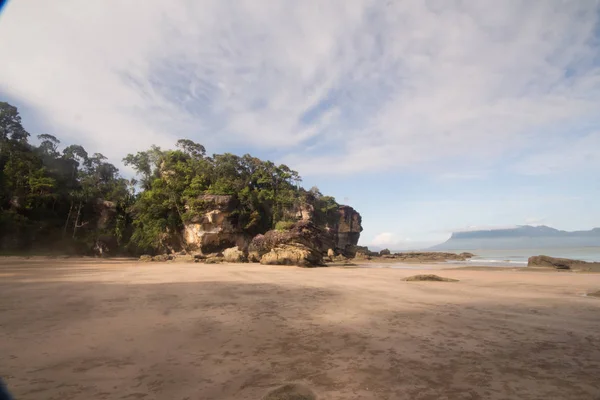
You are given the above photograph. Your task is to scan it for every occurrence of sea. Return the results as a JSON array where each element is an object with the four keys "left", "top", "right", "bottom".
[
  {"left": 365, "top": 247, "right": 600, "bottom": 269},
  {"left": 436, "top": 247, "right": 600, "bottom": 267},
  {"left": 442, "top": 247, "right": 600, "bottom": 267}
]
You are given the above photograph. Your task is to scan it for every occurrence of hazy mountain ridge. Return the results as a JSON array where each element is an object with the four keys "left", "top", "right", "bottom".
[{"left": 431, "top": 226, "right": 600, "bottom": 250}]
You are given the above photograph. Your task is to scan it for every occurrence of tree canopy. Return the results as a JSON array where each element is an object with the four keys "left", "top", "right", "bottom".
[{"left": 0, "top": 101, "right": 341, "bottom": 255}]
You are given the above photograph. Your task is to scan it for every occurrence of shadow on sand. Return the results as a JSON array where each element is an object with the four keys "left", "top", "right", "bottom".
[{"left": 1, "top": 266, "right": 599, "bottom": 399}]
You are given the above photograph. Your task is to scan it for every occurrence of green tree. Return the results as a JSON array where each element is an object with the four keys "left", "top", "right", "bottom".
[
  {"left": 1, "top": 102, "right": 341, "bottom": 255},
  {"left": 0, "top": 102, "right": 29, "bottom": 143},
  {"left": 1, "top": 102, "right": 132, "bottom": 253}
]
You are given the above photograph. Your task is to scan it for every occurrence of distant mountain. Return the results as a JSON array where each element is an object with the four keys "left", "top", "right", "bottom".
[{"left": 430, "top": 226, "right": 600, "bottom": 250}]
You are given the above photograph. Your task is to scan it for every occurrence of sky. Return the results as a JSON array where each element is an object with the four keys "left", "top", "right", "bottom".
[{"left": 1, "top": 0, "right": 600, "bottom": 249}]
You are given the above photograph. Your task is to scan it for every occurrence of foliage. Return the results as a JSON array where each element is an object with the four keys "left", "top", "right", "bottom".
[
  {"left": 274, "top": 220, "right": 296, "bottom": 231},
  {"left": 305, "top": 186, "right": 340, "bottom": 227},
  {"left": 123, "top": 145, "right": 310, "bottom": 249},
  {"left": 0, "top": 101, "right": 132, "bottom": 254},
  {"left": 0, "top": 101, "right": 341, "bottom": 255}
]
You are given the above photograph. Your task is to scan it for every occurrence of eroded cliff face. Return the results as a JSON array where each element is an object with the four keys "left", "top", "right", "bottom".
[
  {"left": 249, "top": 220, "right": 327, "bottom": 267},
  {"left": 182, "top": 195, "right": 363, "bottom": 264},
  {"left": 248, "top": 205, "right": 363, "bottom": 265},
  {"left": 183, "top": 195, "right": 248, "bottom": 254},
  {"left": 332, "top": 205, "right": 363, "bottom": 255}
]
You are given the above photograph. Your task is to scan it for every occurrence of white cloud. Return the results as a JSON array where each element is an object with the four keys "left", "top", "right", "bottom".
[
  {"left": 435, "top": 170, "right": 490, "bottom": 181},
  {"left": 369, "top": 232, "right": 439, "bottom": 251},
  {"left": 524, "top": 217, "right": 547, "bottom": 226},
  {"left": 512, "top": 131, "right": 600, "bottom": 175},
  {"left": 448, "top": 225, "right": 520, "bottom": 233},
  {"left": 371, "top": 232, "right": 400, "bottom": 247},
  {"left": 1, "top": 1, "right": 599, "bottom": 175}
]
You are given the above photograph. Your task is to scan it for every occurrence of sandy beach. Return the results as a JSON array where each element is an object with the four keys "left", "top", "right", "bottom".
[{"left": 1, "top": 258, "right": 600, "bottom": 400}]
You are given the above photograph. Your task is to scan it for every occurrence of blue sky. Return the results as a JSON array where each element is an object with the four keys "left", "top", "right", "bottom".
[{"left": 1, "top": 1, "right": 600, "bottom": 248}]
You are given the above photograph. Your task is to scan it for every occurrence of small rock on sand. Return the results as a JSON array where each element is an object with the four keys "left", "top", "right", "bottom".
[{"left": 402, "top": 274, "right": 458, "bottom": 282}]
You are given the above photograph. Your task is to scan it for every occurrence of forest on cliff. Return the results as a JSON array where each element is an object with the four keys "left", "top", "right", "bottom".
[{"left": 0, "top": 101, "right": 341, "bottom": 255}]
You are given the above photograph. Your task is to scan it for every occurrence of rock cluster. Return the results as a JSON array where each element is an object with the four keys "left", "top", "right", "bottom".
[
  {"left": 354, "top": 251, "right": 474, "bottom": 262},
  {"left": 527, "top": 255, "right": 600, "bottom": 270},
  {"left": 260, "top": 244, "right": 319, "bottom": 267},
  {"left": 391, "top": 252, "right": 474, "bottom": 262},
  {"left": 138, "top": 252, "right": 220, "bottom": 263},
  {"left": 178, "top": 197, "right": 364, "bottom": 266},
  {"left": 248, "top": 221, "right": 327, "bottom": 267},
  {"left": 142, "top": 195, "right": 480, "bottom": 268}
]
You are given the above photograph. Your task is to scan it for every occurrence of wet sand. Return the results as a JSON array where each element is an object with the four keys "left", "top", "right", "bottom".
[{"left": 1, "top": 258, "right": 600, "bottom": 399}]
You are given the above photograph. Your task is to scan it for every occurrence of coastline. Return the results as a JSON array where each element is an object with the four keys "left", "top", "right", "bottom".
[{"left": 2, "top": 254, "right": 600, "bottom": 272}]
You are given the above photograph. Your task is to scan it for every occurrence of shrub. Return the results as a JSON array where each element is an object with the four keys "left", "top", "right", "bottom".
[{"left": 274, "top": 220, "right": 296, "bottom": 231}]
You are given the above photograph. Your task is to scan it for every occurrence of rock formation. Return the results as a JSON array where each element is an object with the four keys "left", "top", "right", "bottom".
[
  {"left": 282, "top": 203, "right": 363, "bottom": 256},
  {"left": 249, "top": 220, "right": 327, "bottom": 267},
  {"left": 181, "top": 196, "right": 363, "bottom": 266},
  {"left": 183, "top": 194, "right": 248, "bottom": 254},
  {"left": 390, "top": 252, "right": 473, "bottom": 262},
  {"left": 223, "top": 246, "right": 246, "bottom": 262},
  {"left": 402, "top": 274, "right": 459, "bottom": 282},
  {"left": 527, "top": 255, "right": 600, "bottom": 270},
  {"left": 329, "top": 205, "right": 363, "bottom": 256},
  {"left": 260, "top": 244, "right": 321, "bottom": 267},
  {"left": 351, "top": 250, "right": 474, "bottom": 262},
  {"left": 351, "top": 245, "right": 378, "bottom": 259},
  {"left": 282, "top": 202, "right": 315, "bottom": 222}
]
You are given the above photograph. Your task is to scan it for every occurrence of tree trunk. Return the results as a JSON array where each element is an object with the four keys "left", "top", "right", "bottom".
[
  {"left": 171, "top": 193, "right": 185, "bottom": 222},
  {"left": 72, "top": 201, "right": 82, "bottom": 239},
  {"left": 63, "top": 201, "right": 73, "bottom": 237}
]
